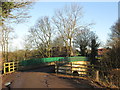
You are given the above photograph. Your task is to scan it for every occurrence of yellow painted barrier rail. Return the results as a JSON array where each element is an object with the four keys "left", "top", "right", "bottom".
[
  {"left": 4, "top": 62, "right": 15, "bottom": 74},
  {"left": 0, "top": 60, "right": 2, "bottom": 74},
  {"left": 0, "top": 69, "right": 2, "bottom": 74}
]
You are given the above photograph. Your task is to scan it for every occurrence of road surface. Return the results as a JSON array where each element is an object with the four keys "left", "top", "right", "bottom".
[
  {"left": 2, "top": 66, "right": 102, "bottom": 89},
  {"left": 2, "top": 72, "right": 102, "bottom": 89}
]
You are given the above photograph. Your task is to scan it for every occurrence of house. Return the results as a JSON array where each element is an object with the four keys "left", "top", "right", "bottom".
[{"left": 97, "top": 47, "right": 110, "bottom": 59}]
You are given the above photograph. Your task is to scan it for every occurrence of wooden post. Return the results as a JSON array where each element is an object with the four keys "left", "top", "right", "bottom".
[
  {"left": 12, "top": 62, "right": 15, "bottom": 72},
  {"left": 16, "top": 61, "right": 18, "bottom": 71},
  {"left": 4, "top": 63, "right": 6, "bottom": 74},
  {"left": 70, "top": 62, "right": 72, "bottom": 75},
  {"left": 57, "top": 63, "right": 59, "bottom": 74},
  {"left": 8, "top": 63, "right": 10, "bottom": 73},
  {"left": 17, "top": 61, "right": 19, "bottom": 71},
  {"left": 96, "top": 70, "right": 99, "bottom": 81},
  {"left": 55, "top": 61, "right": 58, "bottom": 74}
]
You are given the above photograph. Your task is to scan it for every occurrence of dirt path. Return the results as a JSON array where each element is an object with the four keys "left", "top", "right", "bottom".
[{"left": 2, "top": 72, "right": 99, "bottom": 89}]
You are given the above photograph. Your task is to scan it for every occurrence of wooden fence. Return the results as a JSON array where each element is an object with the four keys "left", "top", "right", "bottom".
[
  {"left": 55, "top": 61, "right": 93, "bottom": 76},
  {"left": 55, "top": 61, "right": 120, "bottom": 88}
]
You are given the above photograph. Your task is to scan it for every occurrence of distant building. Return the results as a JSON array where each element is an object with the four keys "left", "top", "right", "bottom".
[
  {"left": 98, "top": 48, "right": 104, "bottom": 56},
  {"left": 97, "top": 48, "right": 110, "bottom": 59}
]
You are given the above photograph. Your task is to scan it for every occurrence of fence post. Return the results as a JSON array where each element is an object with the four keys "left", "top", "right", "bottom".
[
  {"left": 96, "top": 70, "right": 99, "bottom": 81},
  {"left": 12, "top": 62, "right": 15, "bottom": 72},
  {"left": 9, "top": 63, "right": 10, "bottom": 72},
  {"left": 16, "top": 61, "right": 19, "bottom": 71},
  {"left": 4, "top": 63, "right": 6, "bottom": 74},
  {"left": 55, "top": 61, "right": 58, "bottom": 74},
  {"left": 70, "top": 62, "right": 72, "bottom": 75}
]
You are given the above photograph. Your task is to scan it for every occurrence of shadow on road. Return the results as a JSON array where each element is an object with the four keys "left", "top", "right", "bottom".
[{"left": 19, "top": 65, "right": 55, "bottom": 73}]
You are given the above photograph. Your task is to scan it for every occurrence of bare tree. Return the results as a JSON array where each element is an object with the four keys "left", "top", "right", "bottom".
[
  {"left": 0, "top": 24, "right": 14, "bottom": 62},
  {"left": 99, "top": 20, "right": 120, "bottom": 87},
  {"left": 52, "top": 35, "right": 64, "bottom": 47},
  {"left": 74, "top": 28, "right": 100, "bottom": 58},
  {"left": 22, "top": 36, "right": 33, "bottom": 60},
  {"left": 74, "top": 29, "right": 92, "bottom": 56},
  {"left": 52, "top": 4, "right": 92, "bottom": 56},
  {"left": 101, "top": 19, "right": 120, "bottom": 68},
  {"left": 28, "top": 16, "right": 53, "bottom": 58},
  {"left": 0, "top": 2, "right": 32, "bottom": 62}
]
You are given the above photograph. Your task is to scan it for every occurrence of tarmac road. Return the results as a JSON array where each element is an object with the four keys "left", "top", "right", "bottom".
[
  {"left": 2, "top": 66, "right": 98, "bottom": 89},
  {"left": 2, "top": 72, "right": 96, "bottom": 88},
  {"left": 10, "top": 72, "right": 76, "bottom": 88}
]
